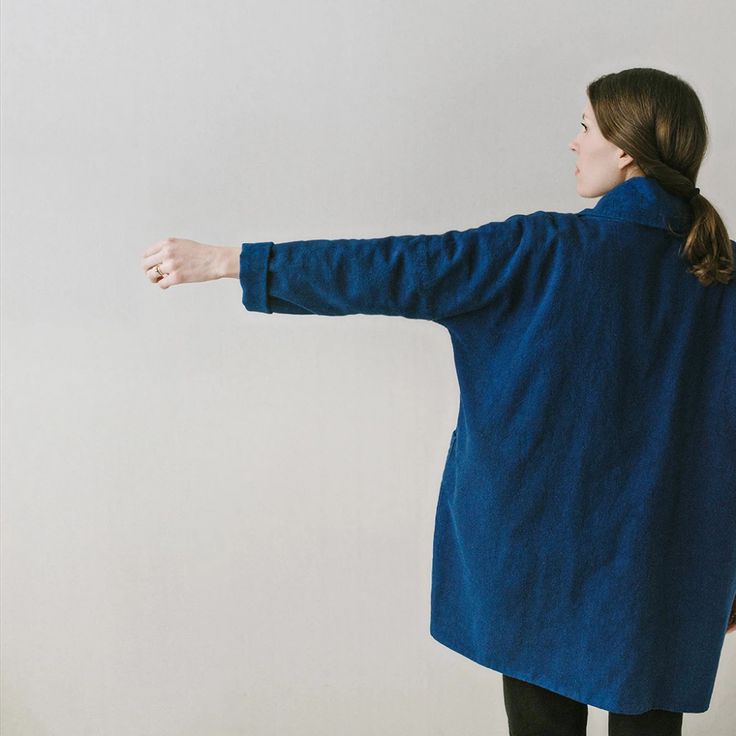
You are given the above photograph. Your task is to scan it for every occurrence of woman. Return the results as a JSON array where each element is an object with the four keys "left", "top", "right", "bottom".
[{"left": 142, "top": 67, "right": 735, "bottom": 735}]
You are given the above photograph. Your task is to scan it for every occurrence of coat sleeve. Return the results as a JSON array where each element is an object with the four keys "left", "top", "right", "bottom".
[{"left": 239, "top": 214, "right": 528, "bottom": 322}]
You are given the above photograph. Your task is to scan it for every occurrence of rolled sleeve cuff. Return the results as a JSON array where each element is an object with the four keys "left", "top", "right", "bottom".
[{"left": 240, "top": 241, "right": 273, "bottom": 313}]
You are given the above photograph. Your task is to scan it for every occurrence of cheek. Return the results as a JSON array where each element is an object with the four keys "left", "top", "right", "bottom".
[{"left": 583, "top": 142, "right": 605, "bottom": 160}]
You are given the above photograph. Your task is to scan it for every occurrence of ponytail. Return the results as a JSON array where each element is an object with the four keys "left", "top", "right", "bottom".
[{"left": 672, "top": 191, "right": 734, "bottom": 285}]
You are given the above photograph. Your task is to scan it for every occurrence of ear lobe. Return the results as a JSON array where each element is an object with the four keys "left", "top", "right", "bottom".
[{"left": 617, "top": 150, "right": 636, "bottom": 170}]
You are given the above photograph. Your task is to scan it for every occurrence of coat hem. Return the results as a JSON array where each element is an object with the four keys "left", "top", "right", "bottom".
[{"left": 428, "top": 625, "right": 709, "bottom": 715}]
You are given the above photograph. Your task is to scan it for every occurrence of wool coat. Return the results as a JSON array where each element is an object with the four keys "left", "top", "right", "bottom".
[{"left": 239, "top": 175, "right": 736, "bottom": 714}]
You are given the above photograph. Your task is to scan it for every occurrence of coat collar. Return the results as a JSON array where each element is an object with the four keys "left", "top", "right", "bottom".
[{"left": 577, "top": 175, "right": 693, "bottom": 233}]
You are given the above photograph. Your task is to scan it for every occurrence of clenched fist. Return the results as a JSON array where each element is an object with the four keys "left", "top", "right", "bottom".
[{"left": 141, "top": 237, "right": 238, "bottom": 288}]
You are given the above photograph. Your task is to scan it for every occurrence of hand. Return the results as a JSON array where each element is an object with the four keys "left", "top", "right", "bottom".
[
  {"left": 727, "top": 595, "right": 736, "bottom": 635},
  {"left": 141, "top": 237, "right": 227, "bottom": 289}
]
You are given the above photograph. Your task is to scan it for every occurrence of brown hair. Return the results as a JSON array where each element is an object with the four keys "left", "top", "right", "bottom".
[{"left": 587, "top": 67, "right": 733, "bottom": 285}]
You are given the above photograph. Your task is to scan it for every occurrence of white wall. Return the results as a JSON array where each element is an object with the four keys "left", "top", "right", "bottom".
[{"left": 2, "top": 1, "right": 735, "bottom": 734}]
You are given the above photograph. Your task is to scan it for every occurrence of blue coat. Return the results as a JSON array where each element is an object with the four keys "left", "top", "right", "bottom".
[{"left": 239, "top": 175, "right": 736, "bottom": 715}]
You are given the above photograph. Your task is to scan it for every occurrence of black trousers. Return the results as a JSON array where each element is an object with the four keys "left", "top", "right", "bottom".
[{"left": 502, "top": 674, "right": 684, "bottom": 736}]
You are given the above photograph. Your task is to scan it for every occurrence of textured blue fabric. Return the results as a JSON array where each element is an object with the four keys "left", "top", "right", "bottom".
[{"left": 239, "top": 176, "right": 736, "bottom": 715}]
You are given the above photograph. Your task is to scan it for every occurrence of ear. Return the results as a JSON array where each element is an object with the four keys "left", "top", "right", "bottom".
[{"left": 617, "top": 149, "right": 636, "bottom": 171}]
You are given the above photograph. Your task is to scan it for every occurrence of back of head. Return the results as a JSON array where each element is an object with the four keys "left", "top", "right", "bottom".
[{"left": 587, "top": 67, "right": 733, "bottom": 286}]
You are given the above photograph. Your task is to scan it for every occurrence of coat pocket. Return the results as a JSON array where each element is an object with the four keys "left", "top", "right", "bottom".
[
  {"left": 447, "top": 429, "right": 457, "bottom": 458},
  {"left": 437, "top": 429, "right": 458, "bottom": 499}
]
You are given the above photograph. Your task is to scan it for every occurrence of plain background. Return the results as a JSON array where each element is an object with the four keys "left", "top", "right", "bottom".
[{"left": 2, "top": 1, "right": 735, "bottom": 734}]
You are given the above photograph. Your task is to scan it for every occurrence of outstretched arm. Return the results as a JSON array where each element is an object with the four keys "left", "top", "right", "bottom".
[{"left": 142, "top": 215, "right": 529, "bottom": 323}]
